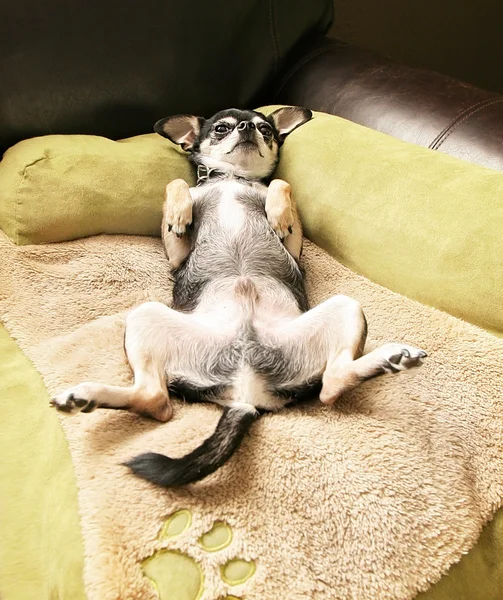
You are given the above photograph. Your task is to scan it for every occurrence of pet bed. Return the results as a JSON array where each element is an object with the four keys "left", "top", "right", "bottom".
[{"left": 1, "top": 109, "right": 502, "bottom": 600}]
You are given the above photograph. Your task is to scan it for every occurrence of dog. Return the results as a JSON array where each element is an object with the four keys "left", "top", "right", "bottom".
[{"left": 51, "top": 106, "right": 427, "bottom": 487}]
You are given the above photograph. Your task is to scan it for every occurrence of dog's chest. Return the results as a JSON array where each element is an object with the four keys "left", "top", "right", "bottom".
[{"left": 217, "top": 182, "right": 247, "bottom": 233}]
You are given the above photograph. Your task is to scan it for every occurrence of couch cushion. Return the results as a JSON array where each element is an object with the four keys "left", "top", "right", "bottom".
[
  {"left": 260, "top": 107, "right": 502, "bottom": 336},
  {"left": 0, "top": 133, "right": 195, "bottom": 245}
]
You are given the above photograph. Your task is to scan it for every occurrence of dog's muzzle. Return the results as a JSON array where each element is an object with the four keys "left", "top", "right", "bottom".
[{"left": 237, "top": 121, "right": 256, "bottom": 142}]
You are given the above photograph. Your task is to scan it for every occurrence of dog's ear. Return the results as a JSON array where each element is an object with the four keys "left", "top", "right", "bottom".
[
  {"left": 268, "top": 107, "right": 312, "bottom": 141},
  {"left": 154, "top": 115, "right": 205, "bottom": 152}
]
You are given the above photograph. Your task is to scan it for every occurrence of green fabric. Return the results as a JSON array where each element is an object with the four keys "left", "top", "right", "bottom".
[
  {"left": 261, "top": 107, "right": 503, "bottom": 335},
  {"left": 143, "top": 511, "right": 255, "bottom": 599},
  {"left": 418, "top": 509, "right": 503, "bottom": 600},
  {"left": 0, "top": 133, "right": 195, "bottom": 245},
  {"left": 0, "top": 324, "right": 86, "bottom": 600},
  {"left": 142, "top": 551, "right": 203, "bottom": 600}
]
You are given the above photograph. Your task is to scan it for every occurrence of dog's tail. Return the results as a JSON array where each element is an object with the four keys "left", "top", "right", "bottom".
[{"left": 125, "top": 404, "right": 258, "bottom": 487}]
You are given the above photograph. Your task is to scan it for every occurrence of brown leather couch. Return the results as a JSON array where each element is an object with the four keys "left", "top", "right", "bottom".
[{"left": 272, "top": 36, "right": 503, "bottom": 172}]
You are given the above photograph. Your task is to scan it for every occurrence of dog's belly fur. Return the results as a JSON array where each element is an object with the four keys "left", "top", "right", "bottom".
[
  {"left": 169, "top": 181, "right": 316, "bottom": 410},
  {"left": 172, "top": 181, "right": 307, "bottom": 313}
]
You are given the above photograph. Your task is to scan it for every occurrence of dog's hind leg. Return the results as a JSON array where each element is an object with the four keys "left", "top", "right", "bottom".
[
  {"left": 51, "top": 301, "right": 230, "bottom": 421},
  {"left": 269, "top": 295, "right": 427, "bottom": 405}
]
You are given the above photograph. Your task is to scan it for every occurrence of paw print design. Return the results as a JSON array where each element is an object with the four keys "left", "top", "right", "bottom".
[{"left": 142, "top": 509, "right": 256, "bottom": 600}]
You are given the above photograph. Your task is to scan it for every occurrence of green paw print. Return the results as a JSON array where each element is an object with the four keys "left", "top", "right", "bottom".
[{"left": 142, "top": 509, "right": 256, "bottom": 600}]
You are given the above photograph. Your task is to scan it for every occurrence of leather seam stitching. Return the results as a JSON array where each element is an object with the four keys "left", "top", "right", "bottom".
[{"left": 429, "top": 97, "right": 503, "bottom": 150}]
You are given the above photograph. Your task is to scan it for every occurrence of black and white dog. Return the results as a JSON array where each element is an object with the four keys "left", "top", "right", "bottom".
[{"left": 52, "top": 107, "right": 427, "bottom": 487}]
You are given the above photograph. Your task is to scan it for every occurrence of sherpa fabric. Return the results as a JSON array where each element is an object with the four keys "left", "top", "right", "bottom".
[{"left": 1, "top": 230, "right": 503, "bottom": 600}]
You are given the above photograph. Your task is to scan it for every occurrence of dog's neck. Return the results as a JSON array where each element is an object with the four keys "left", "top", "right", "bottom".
[
  {"left": 192, "top": 156, "right": 274, "bottom": 187},
  {"left": 195, "top": 164, "right": 259, "bottom": 187}
]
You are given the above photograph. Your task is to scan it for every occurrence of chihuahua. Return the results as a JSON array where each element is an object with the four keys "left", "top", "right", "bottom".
[{"left": 52, "top": 107, "right": 427, "bottom": 487}]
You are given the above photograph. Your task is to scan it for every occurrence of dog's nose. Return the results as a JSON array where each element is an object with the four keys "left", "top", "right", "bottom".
[{"left": 237, "top": 121, "right": 255, "bottom": 131}]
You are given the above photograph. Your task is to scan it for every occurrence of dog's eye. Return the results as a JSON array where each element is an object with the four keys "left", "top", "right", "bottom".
[
  {"left": 215, "top": 124, "right": 230, "bottom": 134},
  {"left": 258, "top": 123, "right": 272, "bottom": 136}
]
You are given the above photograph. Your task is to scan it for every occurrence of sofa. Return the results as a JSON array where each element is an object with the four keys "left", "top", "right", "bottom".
[{"left": 1, "top": 2, "right": 502, "bottom": 599}]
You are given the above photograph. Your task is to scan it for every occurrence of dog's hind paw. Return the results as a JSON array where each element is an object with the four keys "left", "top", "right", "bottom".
[
  {"left": 50, "top": 385, "right": 98, "bottom": 416},
  {"left": 379, "top": 343, "right": 428, "bottom": 373}
]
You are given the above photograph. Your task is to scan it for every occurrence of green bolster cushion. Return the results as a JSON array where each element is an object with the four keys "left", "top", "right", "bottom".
[
  {"left": 0, "top": 133, "right": 195, "bottom": 245},
  {"left": 263, "top": 108, "right": 502, "bottom": 337},
  {"left": 0, "top": 109, "right": 501, "bottom": 335}
]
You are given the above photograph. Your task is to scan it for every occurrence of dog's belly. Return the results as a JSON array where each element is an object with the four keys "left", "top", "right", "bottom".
[
  {"left": 193, "top": 276, "right": 302, "bottom": 323},
  {"left": 168, "top": 181, "right": 314, "bottom": 407},
  {"left": 179, "top": 276, "right": 312, "bottom": 408},
  {"left": 173, "top": 213, "right": 308, "bottom": 314}
]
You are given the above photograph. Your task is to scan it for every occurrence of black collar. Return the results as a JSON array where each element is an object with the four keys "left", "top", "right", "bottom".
[{"left": 196, "top": 164, "right": 252, "bottom": 186}]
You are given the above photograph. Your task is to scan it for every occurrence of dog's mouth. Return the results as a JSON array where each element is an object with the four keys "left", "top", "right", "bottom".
[
  {"left": 231, "top": 140, "right": 263, "bottom": 156},
  {"left": 237, "top": 140, "right": 257, "bottom": 148}
]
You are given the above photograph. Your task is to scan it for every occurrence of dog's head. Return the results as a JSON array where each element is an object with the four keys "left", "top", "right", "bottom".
[{"left": 154, "top": 107, "right": 312, "bottom": 181}]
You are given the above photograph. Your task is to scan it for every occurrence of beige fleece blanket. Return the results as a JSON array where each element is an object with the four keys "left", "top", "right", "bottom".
[{"left": 1, "top": 229, "right": 503, "bottom": 600}]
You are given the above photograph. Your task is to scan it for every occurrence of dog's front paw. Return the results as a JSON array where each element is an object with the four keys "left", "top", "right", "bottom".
[
  {"left": 51, "top": 384, "right": 98, "bottom": 416},
  {"left": 164, "top": 203, "right": 192, "bottom": 237},
  {"left": 267, "top": 206, "right": 294, "bottom": 241},
  {"left": 164, "top": 180, "right": 193, "bottom": 237}
]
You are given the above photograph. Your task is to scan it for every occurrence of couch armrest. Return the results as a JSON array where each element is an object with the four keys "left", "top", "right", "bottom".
[{"left": 274, "top": 36, "right": 503, "bottom": 171}]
